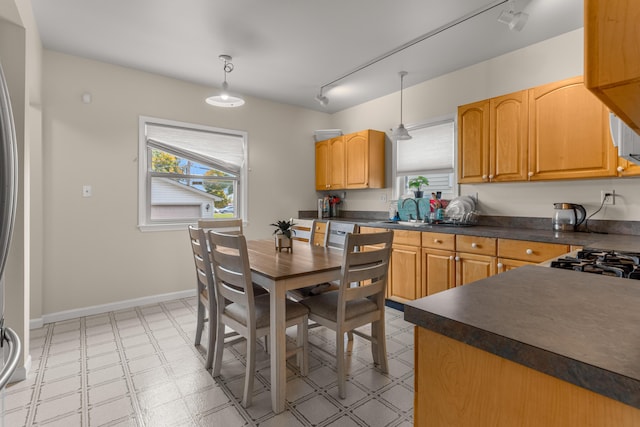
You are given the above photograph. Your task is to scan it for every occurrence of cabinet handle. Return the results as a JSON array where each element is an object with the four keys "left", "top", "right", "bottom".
[
  {"left": 482, "top": 174, "right": 488, "bottom": 180},
  {"left": 617, "top": 166, "right": 625, "bottom": 173},
  {"left": 488, "top": 174, "right": 494, "bottom": 180},
  {"left": 526, "top": 249, "right": 533, "bottom": 255},
  {"left": 497, "top": 262, "right": 503, "bottom": 268},
  {"left": 471, "top": 243, "right": 478, "bottom": 249},
  {"left": 449, "top": 256, "right": 454, "bottom": 261},
  {"left": 454, "top": 256, "right": 460, "bottom": 262},
  {"left": 527, "top": 171, "right": 534, "bottom": 177},
  {"left": 433, "top": 239, "right": 441, "bottom": 244},
  {"left": 326, "top": 184, "right": 330, "bottom": 188}
]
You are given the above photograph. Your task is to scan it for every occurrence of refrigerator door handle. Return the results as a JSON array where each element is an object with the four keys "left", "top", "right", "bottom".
[{"left": 0, "top": 327, "right": 20, "bottom": 390}]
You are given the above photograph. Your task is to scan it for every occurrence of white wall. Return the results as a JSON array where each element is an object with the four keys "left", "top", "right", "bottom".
[
  {"left": 40, "top": 50, "right": 331, "bottom": 315},
  {"left": 330, "top": 29, "right": 640, "bottom": 220}
]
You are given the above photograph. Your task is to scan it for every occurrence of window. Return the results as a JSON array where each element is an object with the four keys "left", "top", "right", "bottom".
[
  {"left": 394, "top": 117, "right": 456, "bottom": 200},
  {"left": 138, "top": 117, "right": 248, "bottom": 231}
]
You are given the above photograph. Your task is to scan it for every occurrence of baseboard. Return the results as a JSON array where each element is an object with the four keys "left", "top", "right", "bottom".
[
  {"left": 9, "top": 354, "right": 31, "bottom": 384},
  {"left": 30, "top": 289, "right": 196, "bottom": 328}
]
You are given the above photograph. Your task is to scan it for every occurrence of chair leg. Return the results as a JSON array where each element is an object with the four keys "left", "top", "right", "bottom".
[
  {"left": 242, "top": 333, "right": 256, "bottom": 408},
  {"left": 212, "top": 314, "right": 226, "bottom": 377},
  {"left": 372, "top": 320, "right": 388, "bottom": 373},
  {"left": 336, "top": 331, "right": 346, "bottom": 399},
  {"left": 195, "top": 300, "right": 204, "bottom": 346},
  {"left": 347, "top": 331, "right": 354, "bottom": 341},
  {"left": 204, "top": 308, "right": 216, "bottom": 370},
  {"left": 297, "top": 315, "right": 309, "bottom": 376}
]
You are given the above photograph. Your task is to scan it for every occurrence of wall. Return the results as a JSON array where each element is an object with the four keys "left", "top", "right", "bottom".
[
  {"left": 40, "top": 51, "right": 331, "bottom": 316},
  {"left": 330, "top": 29, "right": 640, "bottom": 221}
]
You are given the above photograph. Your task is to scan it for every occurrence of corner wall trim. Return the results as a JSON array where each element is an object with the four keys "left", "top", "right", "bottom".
[{"left": 31, "top": 289, "right": 196, "bottom": 328}]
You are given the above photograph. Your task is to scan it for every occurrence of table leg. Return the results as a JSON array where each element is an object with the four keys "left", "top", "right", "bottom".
[{"left": 270, "top": 282, "right": 287, "bottom": 413}]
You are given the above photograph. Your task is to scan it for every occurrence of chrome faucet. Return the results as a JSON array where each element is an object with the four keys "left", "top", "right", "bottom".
[{"left": 401, "top": 198, "right": 420, "bottom": 221}]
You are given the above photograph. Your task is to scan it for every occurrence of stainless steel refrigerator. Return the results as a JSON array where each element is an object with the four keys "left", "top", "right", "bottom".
[{"left": 0, "top": 59, "right": 22, "bottom": 416}]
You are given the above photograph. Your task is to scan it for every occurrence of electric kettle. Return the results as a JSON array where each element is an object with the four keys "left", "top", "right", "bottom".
[{"left": 552, "top": 203, "right": 586, "bottom": 231}]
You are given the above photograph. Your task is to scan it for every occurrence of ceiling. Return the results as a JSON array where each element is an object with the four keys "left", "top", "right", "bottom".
[{"left": 31, "top": 0, "right": 584, "bottom": 113}]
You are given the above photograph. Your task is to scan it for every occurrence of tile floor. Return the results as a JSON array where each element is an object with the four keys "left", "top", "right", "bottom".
[{"left": 4, "top": 297, "right": 414, "bottom": 426}]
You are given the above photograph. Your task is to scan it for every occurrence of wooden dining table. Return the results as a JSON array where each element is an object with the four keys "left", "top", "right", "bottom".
[{"left": 245, "top": 238, "right": 343, "bottom": 413}]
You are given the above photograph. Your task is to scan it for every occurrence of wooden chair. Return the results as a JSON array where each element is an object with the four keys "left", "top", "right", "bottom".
[
  {"left": 207, "top": 230, "right": 310, "bottom": 408},
  {"left": 300, "top": 230, "right": 393, "bottom": 399},
  {"left": 187, "top": 225, "right": 217, "bottom": 370}
]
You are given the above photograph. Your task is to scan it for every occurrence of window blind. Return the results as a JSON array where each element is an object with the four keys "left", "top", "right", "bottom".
[{"left": 397, "top": 120, "right": 454, "bottom": 175}]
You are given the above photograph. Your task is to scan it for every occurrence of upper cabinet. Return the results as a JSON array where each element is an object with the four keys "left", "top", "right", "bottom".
[
  {"left": 458, "top": 91, "right": 528, "bottom": 184},
  {"left": 585, "top": 0, "right": 640, "bottom": 133},
  {"left": 528, "top": 76, "right": 617, "bottom": 181},
  {"left": 315, "top": 129, "right": 385, "bottom": 190},
  {"left": 458, "top": 76, "right": 618, "bottom": 184}
]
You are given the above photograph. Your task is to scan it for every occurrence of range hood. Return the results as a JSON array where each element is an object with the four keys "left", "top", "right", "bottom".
[{"left": 609, "top": 112, "right": 640, "bottom": 164}]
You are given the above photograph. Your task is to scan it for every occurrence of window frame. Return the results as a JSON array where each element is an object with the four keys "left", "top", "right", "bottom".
[
  {"left": 138, "top": 116, "right": 248, "bottom": 232},
  {"left": 392, "top": 114, "right": 458, "bottom": 200}
]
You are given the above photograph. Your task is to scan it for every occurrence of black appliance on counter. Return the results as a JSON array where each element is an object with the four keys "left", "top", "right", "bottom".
[{"left": 551, "top": 248, "right": 640, "bottom": 280}]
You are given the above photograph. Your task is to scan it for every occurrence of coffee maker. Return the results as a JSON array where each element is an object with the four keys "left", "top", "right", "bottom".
[{"left": 552, "top": 203, "right": 586, "bottom": 231}]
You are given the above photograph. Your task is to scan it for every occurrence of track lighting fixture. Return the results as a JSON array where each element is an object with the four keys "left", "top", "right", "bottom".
[
  {"left": 206, "top": 54, "right": 245, "bottom": 108},
  {"left": 315, "top": 89, "right": 329, "bottom": 106},
  {"left": 497, "top": 0, "right": 529, "bottom": 31}
]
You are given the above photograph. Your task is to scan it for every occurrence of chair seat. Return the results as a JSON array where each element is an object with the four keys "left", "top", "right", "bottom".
[
  {"left": 225, "top": 293, "right": 309, "bottom": 329},
  {"left": 300, "top": 290, "right": 378, "bottom": 323}
]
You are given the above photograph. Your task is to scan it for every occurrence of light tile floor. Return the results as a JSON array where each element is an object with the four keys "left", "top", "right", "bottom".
[{"left": 5, "top": 298, "right": 414, "bottom": 426}]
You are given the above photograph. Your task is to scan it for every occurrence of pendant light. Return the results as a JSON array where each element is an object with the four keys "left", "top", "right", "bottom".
[
  {"left": 206, "top": 54, "right": 245, "bottom": 107},
  {"left": 392, "top": 71, "right": 412, "bottom": 140}
]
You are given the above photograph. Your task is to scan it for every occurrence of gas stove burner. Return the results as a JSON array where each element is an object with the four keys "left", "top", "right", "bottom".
[{"left": 551, "top": 248, "right": 640, "bottom": 280}]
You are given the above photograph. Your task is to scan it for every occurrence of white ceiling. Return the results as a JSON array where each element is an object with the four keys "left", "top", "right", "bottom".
[{"left": 31, "top": 0, "right": 583, "bottom": 113}]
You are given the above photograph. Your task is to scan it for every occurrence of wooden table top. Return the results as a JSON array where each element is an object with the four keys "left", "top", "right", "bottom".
[{"left": 246, "top": 239, "right": 343, "bottom": 280}]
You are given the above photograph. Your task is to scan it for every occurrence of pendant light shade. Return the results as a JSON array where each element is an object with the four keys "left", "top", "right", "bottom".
[
  {"left": 206, "top": 54, "right": 245, "bottom": 107},
  {"left": 392, "top": 71, "right": 412, "bottom": 140}
]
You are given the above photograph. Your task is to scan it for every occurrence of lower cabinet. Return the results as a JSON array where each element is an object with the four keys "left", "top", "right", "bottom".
[
  {"left": 421, "top": 232, "right": 456, "bottom": 296},
  {"left": 388, "top": 230, "right": 422, "bottom": 303},
  {"left": 455, "top": 235, "right": 497, "bottom": 286},
  {"left": 497, "top": 239, "right": 569, "bottom": 273}
]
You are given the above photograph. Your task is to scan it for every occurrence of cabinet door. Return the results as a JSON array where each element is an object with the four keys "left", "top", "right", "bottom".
[
  {"left": 328, "top": 136, "right": 346, "bottom": 189},
  {"left": 315, "top": 140, "right": 329, "bottom": 191},
  {"left": 422, "top": 248, "right": 455, "bottom": 296},
  {"left": 389, "top": 244, "right": 421, "bottom": 302},
  {"left": 528, "top": 76, "right": 617, "bottom": 180},
  {"left": 458, "top": 100, "right": 490, "bottom": 183},
  {"left": 497, "top": 258, "right": 530, "bottom": 274},
  {"left": 585, "top": 0, "right": 640, "bottom": 132},
  {"left": 345, "top": 130, "right": 385, "bottom": 189},
  {"left": 455, "top": 252, "right": 496, "bottom": 286},
  {"left": 490, "top": 91, "right": 529, "bottom": 182}
]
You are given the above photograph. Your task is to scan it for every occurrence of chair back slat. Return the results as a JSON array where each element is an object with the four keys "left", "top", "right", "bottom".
[
  {"left": 188, "top": 226, "right": 212, "bottom": 295},
  {"left": 198, "top": 218, "right": 243, "bottom": 235}
]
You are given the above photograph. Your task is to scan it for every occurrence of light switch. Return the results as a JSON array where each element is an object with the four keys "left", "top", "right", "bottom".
[{"left": 82, "top": 185, "right": 92, "bottom": 197}]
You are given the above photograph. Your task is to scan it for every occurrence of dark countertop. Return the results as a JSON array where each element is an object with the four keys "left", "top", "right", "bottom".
[
  {"left": 405, "top": 265, "right": 640, "bottom": 409},
  {"left": 348, "top": 220, "right": 640, "bottom": 250}
]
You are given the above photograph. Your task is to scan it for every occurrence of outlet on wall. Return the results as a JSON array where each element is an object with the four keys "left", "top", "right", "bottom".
[{"left": 600, "top": 189, "right": 615, "bottom": 205}]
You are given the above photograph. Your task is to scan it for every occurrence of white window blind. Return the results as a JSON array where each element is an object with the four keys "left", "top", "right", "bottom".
[{"left": 397, "top": 120, "right": 454, "bottom": 175}]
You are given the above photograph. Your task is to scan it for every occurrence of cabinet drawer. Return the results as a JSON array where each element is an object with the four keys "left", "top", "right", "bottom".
[
  {"left": 421, "top": 232, "right": 455, "bottom": 251},
  {"left": 359, "top": 226, "right": 386, "bottom": 234},
  {"left": 456, "top": 235, "right": 496, "bottom": 256},
  {"left": 498, "top": 239, "right": 569, "bottom": 263},
  {"left": 393, "top": 229, "right": 422, "bottom": 246}
]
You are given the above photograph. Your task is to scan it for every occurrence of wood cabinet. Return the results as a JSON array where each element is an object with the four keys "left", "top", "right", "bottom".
[
  {"left": 497, "top": 239, "right": 569, "bottom": 274},
  {"left": 421, "top": 232, "right": 455, "bottom": 296},
  {"left": 315, "top": 136, "right": 345, "bottom": 190},
  {"left": 344, "top": 130, "right": 385, "bottom": 189},
  {"left": 458, "top": 76, "right": 619, "bottom": 184},
  {"left": 312, "top": 221, "right": 327, "bottom": 246},
  {"left": 458, "top": 90, "right": 528, "bottom": 183},
  {"left": 315, "top": 129, "right": 385, "bottom": 190},
  {"left": 455, "top": 235, "right": 496, "bottom": 286},
  {"left": 585, "top": 0, "right": 640, "bottom": 133},
  {"left": 528, "top": 76, "right": 618, "bottom": 181},
  {"left": 388, "top": 230, "right": 421, "bottom": 303}
]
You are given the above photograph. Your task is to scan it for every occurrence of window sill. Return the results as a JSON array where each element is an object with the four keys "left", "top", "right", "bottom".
[{"left": 138, "top": 223, "right": 193, "bottom": 232}]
